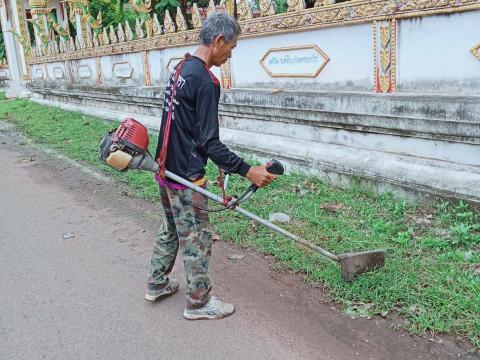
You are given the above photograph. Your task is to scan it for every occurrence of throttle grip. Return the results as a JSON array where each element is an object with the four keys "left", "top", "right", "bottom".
[
  {"left": 249, "top": 159, "right": 284, "bottom": 192},
  {"left": 265, "top": 159, "right": 284, "bottom": 175}
]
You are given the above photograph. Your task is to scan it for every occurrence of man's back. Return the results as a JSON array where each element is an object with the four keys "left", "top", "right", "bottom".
[{"left": 155, "top": 55, "right": 249, "bottom": 182}]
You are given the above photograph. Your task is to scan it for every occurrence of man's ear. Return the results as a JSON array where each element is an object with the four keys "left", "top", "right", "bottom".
[{"left": 213, "top": 35, "right": 225, "bottom": 48}]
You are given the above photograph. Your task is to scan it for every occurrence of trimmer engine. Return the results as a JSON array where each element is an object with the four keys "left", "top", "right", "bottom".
[{"left": 100, "top": 118, "right": 159, "bottom": 172}]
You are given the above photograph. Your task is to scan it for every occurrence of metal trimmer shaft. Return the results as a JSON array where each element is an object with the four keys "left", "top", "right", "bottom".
[{"left": 164, "top": 170, "right": 385, "bottom": 281}]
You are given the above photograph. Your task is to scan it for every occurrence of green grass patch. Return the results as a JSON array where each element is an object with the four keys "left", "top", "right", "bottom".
[
  {"left": 1, "top": 99, "right": 479, "bottom": 347},
  {"left": 0, "top": 91, "right": 6, "bottom": 101}
]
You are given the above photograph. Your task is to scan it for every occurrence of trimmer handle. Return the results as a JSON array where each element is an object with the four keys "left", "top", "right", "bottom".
[
  {"left": 249, "top": 159, "right": 284, "bottom": 193},
  {"left": 265, "top": 159, "right": 284, "bottom": 176}
]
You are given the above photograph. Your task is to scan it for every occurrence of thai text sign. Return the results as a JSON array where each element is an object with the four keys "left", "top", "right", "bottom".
[{"left": 260, "top": 45, "right": 330, "bottom": 78}]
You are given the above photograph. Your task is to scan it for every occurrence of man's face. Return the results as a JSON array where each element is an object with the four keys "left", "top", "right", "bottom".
[{"left": 212, "top": 36, "right": 237, "bottom": 67}]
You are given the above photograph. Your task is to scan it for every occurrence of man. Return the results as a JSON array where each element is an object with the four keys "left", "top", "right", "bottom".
[{"left": 145, "top": 13, "right": 277, "bottom": 320}]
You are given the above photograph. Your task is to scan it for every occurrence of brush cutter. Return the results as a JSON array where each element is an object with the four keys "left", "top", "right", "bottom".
[{"left": 99, "top": 118, "right": 385, "bottom": 281}]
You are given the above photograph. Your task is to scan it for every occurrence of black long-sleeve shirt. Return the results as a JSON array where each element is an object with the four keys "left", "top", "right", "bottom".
[{"left": 155, "top": 55, "right": 250, "bottom": 181}]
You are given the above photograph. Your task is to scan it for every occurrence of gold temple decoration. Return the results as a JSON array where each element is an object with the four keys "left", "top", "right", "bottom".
[
  {"left": 380, "top": 25, "right": 390, "bottom": 48},
  {"left": 130, "top": 0, "right": 152, "bottom": 13},
  {"left": 379, "top": 74, "right": 389, "bottom": 92},
  {"left": 145, "top": 18, "right": 153, "bottom": 37},
  {"left": 58, "top": 38, "right": 64, "bottom": 52},
  {"left": 79, "top": 11, "right": 89, "bottom": 48},
  {"left": 374, "top": 19, "right": 396, "bottom": 93},
  {"left": 88, "top": 11, "right": 103, "bottom": 29},
  {"left": 220, "top": 58, "right": 232, "bottom": 89},
  {"left": 153, "top": 14, "right": 163, "bottom": 35},
  {"left": 287, "top": 0, "right": 306, "bottom": 12},
  {"left": 125, "top": 21, "right": 134, "bottom": 41},
  {"left": 259, "top": 45, "right": 330, "bottom": 77},
  {"left": 222, "top": 0, "right": 235, "bottom": 15},
  {"left": 380, "top": 23, "right": 390, "bottom": 92},
  {"left": 238, "top": 0, "right": 254, "bottom": 20},
  {"left": 192, "top": 3, "right": 203, "bottom": 29},
  {"left": 315, "top": 0, "right": 335, "bottom": 7},
  {"left": 29, "top": 0, "right": 48, "bottom": 8},
  {"left": 471, "top": 43, "right": 480, "bottom": 61},
  {"left": 102, "top": 28, "right": 110, "bottom": 45},
  {"left": 48, "top": 18, "right": 70, "bottom": 37},
  {"left": 68, "top": 36, "right": 75, "bottom": 51},
  {"left": 399, "top": 0, "right": 451, "bottom": 11},
  {"left": 85, "top": 33, "right": 93, "bottom": 48},
  {"left": 109, "top": 25, "right": 118, "bottom": 43},
  {"left": 14, "top": 0, "right": 32, "bottom": 71},
  {"left": 176, "top": 7, "right": 188, "bottom": 32},
  {"left": 27, "top": 18, "right": 49, "bottom": 45},
  {"left": 92, "top": 33, "right": 100, "bottom": 47},
  {"left": 135, "top": 18, "right": 145, "bottom": 39},
  {"left": 68, "top": 2, "right": 76, "bottom": 24},
  {"left": 207, "top": 0, "right": 216, "bottom": 17},
  {"left": 390, "top": 19, "right": 396, "bottom": 91},
  {"left": 163, "top": 10, "right": 176, "bottom": 33},
  {"left": 380, "top": 49, "right": 389, "bottom": 73},
  {"left": 142, "top": 50, "right": 152, "bottom": 86},
  {"left": 117, "top": 23, "right": 126, "bottom": 42},
  {"left": 260, "top": 0, "right": 277, "bottom": 16}
]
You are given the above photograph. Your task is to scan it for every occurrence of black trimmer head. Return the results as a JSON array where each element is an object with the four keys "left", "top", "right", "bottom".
[{"left": 338, "top": 249, "right": 386, "bottom": 281}]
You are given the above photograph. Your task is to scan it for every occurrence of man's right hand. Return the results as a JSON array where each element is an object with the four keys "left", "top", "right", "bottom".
[{"left": 245, "top": 166, "right": 277, "bottom": 188}]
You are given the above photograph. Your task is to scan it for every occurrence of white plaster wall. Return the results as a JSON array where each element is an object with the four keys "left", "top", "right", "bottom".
[
  {"left": 149, "top": 45, "right": 222, "bottom": 86},
  {"left": 0, "top": 67, "right": 11, "bottom": 79},
  {"left": 30, "top": 64, "right": 45, "bottom": 81},
  {"left": 149, "top": 45, "right": 196, "bottom": 85},
  {"left": 99, "top": 55, "right": 115, "bottom": 83},
  {"left": 231, "top": 23, "right": 373, "bottom": 89},
  {"left": 100, "top": 52, "right": 144, "bottom": 85},
  {"left": 221, "top": 116, "right": 480, "bottom": 166},
  {"left": 70, "top": 58, "right": 97, "bottom": 84},
  {"left": 398, "top": 12, "right": 480, "bottom": 91},
  {"left": 46, "top": 61, "right": 66, "bottom": 82}
]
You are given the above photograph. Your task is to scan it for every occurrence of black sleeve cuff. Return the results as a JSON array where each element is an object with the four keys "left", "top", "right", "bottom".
[{"left": 237, "top": 162, "right": 251, "bottom": 177}]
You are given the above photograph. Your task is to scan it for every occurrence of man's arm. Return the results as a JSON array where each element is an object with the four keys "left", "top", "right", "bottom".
[
  {"left": 195, "top": 81, "right": 250, "bottom": 176},
  {"left": 195, "top": 81, "right": 277, "bottom": 187}
]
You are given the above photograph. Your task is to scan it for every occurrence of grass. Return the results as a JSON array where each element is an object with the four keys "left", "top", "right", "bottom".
[{"left": 1, "top": 99, "right": 479, "bottom": 348}]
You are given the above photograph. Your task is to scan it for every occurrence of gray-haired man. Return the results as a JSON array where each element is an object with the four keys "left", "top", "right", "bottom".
[{"left": 145, "top": 13, "right": 277, "bottom": 319}]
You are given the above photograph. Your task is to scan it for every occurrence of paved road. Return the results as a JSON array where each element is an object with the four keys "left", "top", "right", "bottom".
[{"left": 0, "top": 124, "right": 476, "bottom": 360}]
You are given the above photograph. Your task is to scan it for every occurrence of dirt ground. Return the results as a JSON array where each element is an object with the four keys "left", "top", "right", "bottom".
[{"left": 0, "top": 121, "right": 478, "bottom": 360}]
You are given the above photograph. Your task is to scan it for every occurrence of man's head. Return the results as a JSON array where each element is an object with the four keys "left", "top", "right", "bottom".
[{"left": 199, "top": 13, "right": 241, "bottom": 67}]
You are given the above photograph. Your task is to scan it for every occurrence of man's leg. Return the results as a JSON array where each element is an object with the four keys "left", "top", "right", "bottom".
[
  {"left": 167, "top": 187, "right": 234, "bottom": 319},
  {"left": 145, "top": 186, "right": 180, "bottom": 301},
  {"left": 167, "top": 188, "right": 212, "bottom": 307}
]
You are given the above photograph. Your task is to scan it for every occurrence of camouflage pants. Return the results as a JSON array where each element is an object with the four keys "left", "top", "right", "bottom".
[{"left": 149, "top": 185, "right": 213, "bottom": 309}]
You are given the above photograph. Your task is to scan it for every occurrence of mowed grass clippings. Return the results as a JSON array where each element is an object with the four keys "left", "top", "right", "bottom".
[{"left": 1, "top": 99, "right": 479, "bottom": 348}]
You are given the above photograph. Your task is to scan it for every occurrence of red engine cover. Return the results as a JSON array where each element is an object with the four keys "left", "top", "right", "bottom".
[{"left": 113, "top": 118, "right": 149, "bottom": 152}]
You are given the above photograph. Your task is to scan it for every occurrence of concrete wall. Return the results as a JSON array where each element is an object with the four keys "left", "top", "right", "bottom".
[
  {"left": 28, "top": 83, "right": 480, "bottom": 203},
  {"left": 231, "top": 24, "right": 373, "bottom": 90},
  {"left": 398, "top": 12, "right": 480, "bottom": 94}
]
